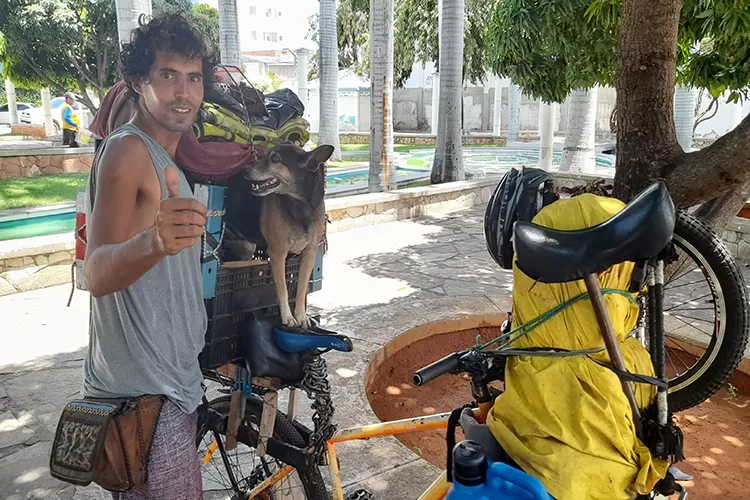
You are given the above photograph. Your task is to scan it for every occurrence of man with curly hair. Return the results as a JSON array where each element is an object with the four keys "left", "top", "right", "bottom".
[{"left": 81, "top": 13, "right": 217, "bottom": 498}]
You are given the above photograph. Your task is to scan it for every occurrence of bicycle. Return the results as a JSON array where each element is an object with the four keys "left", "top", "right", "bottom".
[{"left": 195, "top": 180, "right": 749, "bottom": 499}]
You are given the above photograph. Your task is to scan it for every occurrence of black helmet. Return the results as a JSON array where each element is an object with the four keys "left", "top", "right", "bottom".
[{"left": 484, "top": 167, "right": 558, "bottom": 269}]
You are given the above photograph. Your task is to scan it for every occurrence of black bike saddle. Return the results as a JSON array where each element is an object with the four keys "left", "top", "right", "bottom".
[{"left": 513, "top": 181, "right": 676, "bottom": 284}]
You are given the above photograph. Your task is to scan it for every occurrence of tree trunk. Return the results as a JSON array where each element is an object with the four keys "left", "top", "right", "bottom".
[
  {"left": 507, "top": 82, "right": 521, "bottom": 142},
  {"left": 559, "top": 87, "right": 598, "bottom": 173},
  {"left": 613, "top": 0, "right": 683, "bottom": 201},
  {"left": 613, "top": 0, "right": 750, "bottom": 234},
  {"left": 218, "top": 0, "right": 241, "bottom": 67},
  {"left": 431, "top": 0, "right": 464, "bottom": 184},
  {"left": 319, "top": 0, "right": 342, "bottom": 161},
  {"left": 368, "top": 0, "right": 396, "bottom": 192}
]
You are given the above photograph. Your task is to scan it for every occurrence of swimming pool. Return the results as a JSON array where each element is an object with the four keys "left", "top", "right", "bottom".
[
  {"left": 0, "top": 148, "right": 615, "bottom": 242},
  {"left": 0, "top": 212, "right": 77, "bottom": 241}
]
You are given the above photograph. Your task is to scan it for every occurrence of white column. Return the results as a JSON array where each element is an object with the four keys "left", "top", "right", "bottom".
[
  {"left": 295, "top": 48, "right": 310, "bottom": 115},
  {"left": 493, "top": 75, "right": 502, "bottom": 136},
  {"left": 507, "top": 83, "right": 521, "bottom": 142},
  {"left": 5, "top": 79, "right": 18, "bottom": 125},
  {"left": 674, "top": 85, "right": 698, "bottom": 152},
  {"left": 539, "top": 102, "right": 556, "bottom": 171},
  {"left": 218, "top": 0, "right": 241, "bottom": 67},
  {"left": 431, "top": 72, "right": 440, "bottom": 134},
  {"left": 115, "top": 0, "right": 151, "bottom": 47},
  {"left": 41, "top": 88, "right": 55, "bottom": 137}
]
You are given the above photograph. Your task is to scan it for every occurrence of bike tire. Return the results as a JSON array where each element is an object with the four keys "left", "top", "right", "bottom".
[
  {"left": 199, "top": 394, "right": 328, "bottom": 499},
  {"left": 665, "top": 211, "right": 750, "bottom": 412}
]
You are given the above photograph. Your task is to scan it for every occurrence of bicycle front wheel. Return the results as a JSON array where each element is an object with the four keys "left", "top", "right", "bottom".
[
  {"left": 660, "top": 211, "right": 750, "bottom": 412},
  {"left": 198, "top": 394, "right": 328, "bottom": 500}
]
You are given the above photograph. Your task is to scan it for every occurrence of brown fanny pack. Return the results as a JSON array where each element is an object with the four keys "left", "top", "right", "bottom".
[{"left": 49, "top": 395, "right": 166, "bottom": 492}]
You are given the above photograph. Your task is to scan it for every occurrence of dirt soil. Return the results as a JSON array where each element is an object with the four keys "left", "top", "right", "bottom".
[{"left": 366, "top": 329, "right": 750, "bottom": 499}]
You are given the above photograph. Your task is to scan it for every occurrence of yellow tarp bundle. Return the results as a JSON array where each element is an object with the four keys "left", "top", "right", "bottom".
[
  {"left": 192, "top": 102, "right": 311, "bottom": 149},
  {"left": 486, "top": 193, "right": 669, "bottom": 500}
]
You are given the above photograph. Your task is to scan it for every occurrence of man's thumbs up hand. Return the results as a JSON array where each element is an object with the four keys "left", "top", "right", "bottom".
[{"left": 154, "top": 166, "right": 207, "bottom": 256}]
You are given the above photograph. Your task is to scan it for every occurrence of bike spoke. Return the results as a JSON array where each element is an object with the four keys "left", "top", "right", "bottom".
[
  {"left": 665, "top": 337, "right": 694, "bottom": 372},
  {"left": 664, "top": 292, "right": 712, "bottom": 313},
  {"left": 663, "top": 278, "right": 708, "bottom": 291},
  {"left": 666, "top": 258, "right": 696, "bottom": 285},
  {"left": 668, "top": 311, "right": 715, "bottom": 326},
  {"left": 664, "top": 345, "right": 681, "bottom": 378}
]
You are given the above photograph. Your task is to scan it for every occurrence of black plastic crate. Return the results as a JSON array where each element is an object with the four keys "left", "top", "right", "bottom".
[
  {"left": 199, "top": 335, "right": 241, "bottom": 371},
  {"left": 206, "top": 256, "right": 302, "bottom": 318},
  {"left": 205, "top": 312, "right": 251, "bottom": 343},
  {"left": 199, "top": 309, "right": 323, "bottom": 372},
  {"left": 199, "top": 305, "right": 292, "bottom": 371}
]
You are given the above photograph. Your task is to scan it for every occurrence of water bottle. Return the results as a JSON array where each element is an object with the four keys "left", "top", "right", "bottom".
[{"left": 446, "top": 440, "right": 551, "bottom": 500}]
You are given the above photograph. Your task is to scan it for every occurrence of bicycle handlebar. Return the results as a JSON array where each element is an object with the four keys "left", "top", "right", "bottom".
[{"left": 413, "top": 351, "right": 467, "bottom": 386}]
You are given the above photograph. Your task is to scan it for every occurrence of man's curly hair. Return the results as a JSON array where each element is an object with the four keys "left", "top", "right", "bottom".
[{"left": 119, "top": 13, "right": 218, "bottom": 101}]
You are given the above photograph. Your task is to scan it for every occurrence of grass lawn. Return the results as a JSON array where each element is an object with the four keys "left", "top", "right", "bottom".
[{"left": 0, "top": 173, "right": 89, "bottom": 211}]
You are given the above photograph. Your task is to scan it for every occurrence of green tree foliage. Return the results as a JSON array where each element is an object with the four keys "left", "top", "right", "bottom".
[
  {"left": 154, "top": 0, "right": 221, "bottom": 56},
  {"left": 0, "top": 0, "right": 118, "bottom": 111},
  {"left": 485, "top": 0, "right": 750, "bottom": 104},
  {"left": 0, "top": 0, "right": 220, "bottom": 113}
]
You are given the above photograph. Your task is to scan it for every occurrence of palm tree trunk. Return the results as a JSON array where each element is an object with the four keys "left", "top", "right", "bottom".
[
  {"left": 218, "top": 0, "right": 241, "bottom": 67},
  {"left": 369, "top": 0, "right": 396, "bottom": 192},
  {"left": 114, "top": 0, "right": 151, "bottom": 47},
  {"left": 539, "top": 101, "right": 556, "bottom": 170},
  {"left": 507, "top": 82, "right": 521, "bottom": 142},
  {"left": 431, "top": 0, "right": 464, "bottom": 184},
  {"left": 319, "top": 0, "right": 342, "bottom": 161},
  {"left": 674, "top": 84, "right": 697, "bottom": 152},
  {"left": 559, "top": 87, "right": 598, "bottom": 173}
]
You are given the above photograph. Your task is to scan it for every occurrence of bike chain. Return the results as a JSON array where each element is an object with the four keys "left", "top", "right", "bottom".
[{"left": 299, "top": 352, "right": 337, "bottom": 459}]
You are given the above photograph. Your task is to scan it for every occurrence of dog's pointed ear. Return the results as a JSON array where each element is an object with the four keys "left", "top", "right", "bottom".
[{"left": 303, "top": 145, "right": 335, "bottom": 172}]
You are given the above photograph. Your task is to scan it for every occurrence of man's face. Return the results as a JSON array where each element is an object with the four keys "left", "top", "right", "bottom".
[
  {"left": 135, "top": 51, "right": 204, "bottom": 133},
  {"left": 66, "top": 97, "right": 75, "bottom": 105}
]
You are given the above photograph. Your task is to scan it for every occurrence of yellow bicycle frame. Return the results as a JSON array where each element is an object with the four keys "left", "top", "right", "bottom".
[{"left": 232, "top": 407, "right": 484, "bottom": 499}]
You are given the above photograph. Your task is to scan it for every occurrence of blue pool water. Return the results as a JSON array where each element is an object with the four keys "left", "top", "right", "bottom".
[{"left": 0, "top": 212, "right": 76, "bottom": 242}]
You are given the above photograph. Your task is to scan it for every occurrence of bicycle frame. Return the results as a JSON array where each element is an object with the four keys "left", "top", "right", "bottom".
[{"left": 237, "top": 407, "right": 484, "bottom": 499}]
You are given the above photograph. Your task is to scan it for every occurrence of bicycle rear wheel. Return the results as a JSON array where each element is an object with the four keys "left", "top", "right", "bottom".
[
  {"left": 198, "top": 394, "right": 327, "bottom": 499},
  {"left": 659, "top": 211, "right": 750, "bottom": 412}
]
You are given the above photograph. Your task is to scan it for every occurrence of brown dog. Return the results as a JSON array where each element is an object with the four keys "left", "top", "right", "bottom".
[{"left": 241, "top": 144, "right": 334, "bottom": 327}]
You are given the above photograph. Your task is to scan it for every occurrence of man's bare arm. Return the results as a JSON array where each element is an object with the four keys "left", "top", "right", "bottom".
[{"left": 84, "top": 135, "right": 207, "bottom": 297}]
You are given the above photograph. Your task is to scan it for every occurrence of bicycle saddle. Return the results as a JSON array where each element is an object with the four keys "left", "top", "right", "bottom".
[
  {"left": 273, "top": 324, "right": 354, "bottom": 353},
  {"left": 513, "top": 181, "right": 676, "bottom": 283}
]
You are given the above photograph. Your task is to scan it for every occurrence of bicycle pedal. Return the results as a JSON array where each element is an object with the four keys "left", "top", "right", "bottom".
[{"left": 344, "top": 488, "right": 374, "bottom": 500}]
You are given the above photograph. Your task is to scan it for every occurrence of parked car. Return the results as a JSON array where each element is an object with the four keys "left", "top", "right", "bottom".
[
  {"left": 20, "top": 95, "right": 96, "bottom": 132},
  {"left": 0, "top": 102, "right": 36, "bottom": 125}
]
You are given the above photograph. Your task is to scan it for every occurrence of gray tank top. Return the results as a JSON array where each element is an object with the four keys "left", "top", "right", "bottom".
[{"left": 82, "top": 123, "right": 208, "bottom": 414}]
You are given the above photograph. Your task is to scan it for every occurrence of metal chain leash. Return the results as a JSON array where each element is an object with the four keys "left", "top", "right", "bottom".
[
  {"left": 299, "top": 352, "right": 336, "bottom": 459},
  {"left": 202, "top": 208, "right": 226, "bottom": 264}
]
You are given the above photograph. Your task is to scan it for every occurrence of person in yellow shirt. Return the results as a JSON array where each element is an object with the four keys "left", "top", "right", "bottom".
[{"left": 61, "top": 92, "right": 79, "bottom": 148}]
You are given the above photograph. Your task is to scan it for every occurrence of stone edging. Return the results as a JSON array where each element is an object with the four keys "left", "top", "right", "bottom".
[{"left": 325, "top": 179, "right": 498, "bottom": 232}]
